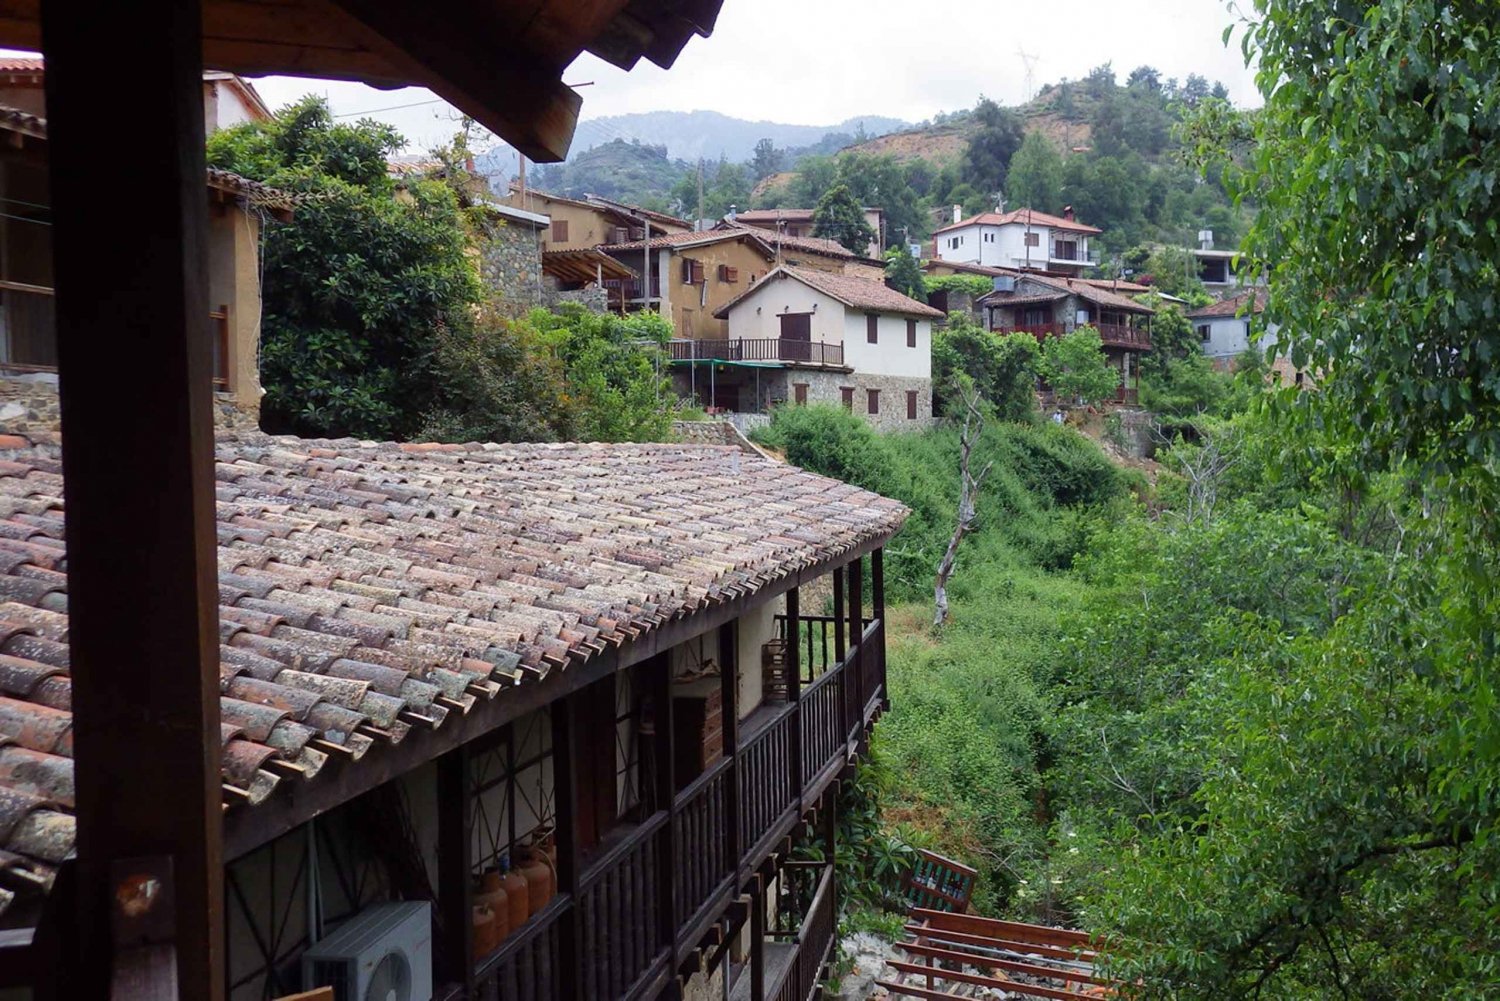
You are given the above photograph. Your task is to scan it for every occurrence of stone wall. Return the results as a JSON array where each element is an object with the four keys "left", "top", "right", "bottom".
[
  {"left": 544, "top": 285, "right": 609, "bottom": 313},
  {"left": 670, "top": 419, "right": 770, "bottom": 458},
  {"left": 792, "top": 370, "right": 936, "bottom": 433},
  {"left": 477, "top": 216, "right": 548, "bottom": 313},
  {"left": 0, "top": 375, "right": 260, "bottom": 437}
]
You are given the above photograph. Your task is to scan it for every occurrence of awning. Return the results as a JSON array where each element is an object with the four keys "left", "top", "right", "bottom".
[{"left": 543, "top": 248, "right": 635, "bottom": 285}]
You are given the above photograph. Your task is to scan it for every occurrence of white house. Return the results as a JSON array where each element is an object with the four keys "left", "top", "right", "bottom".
[
  {"left": 1187, "top": 288, "right": 1271, "bottom": 363},
  {"left": 687, "top": 265, "right": 941, "bottom": 429},
  {"left": 932, "top": 206, "right": 1101, "bottom": 276}
]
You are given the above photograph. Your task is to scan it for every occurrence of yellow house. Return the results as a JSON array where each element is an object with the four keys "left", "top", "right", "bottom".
[{"left": 0, "top": 104, "right": 291, "bottom": 432}]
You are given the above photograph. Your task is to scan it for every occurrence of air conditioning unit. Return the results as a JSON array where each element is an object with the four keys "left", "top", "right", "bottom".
[
  {"left": 993, "top": 275, "right": 1016, "bottom": 293},
  {"left": 303, "top": 901, "right": 432, "bottom": 1001}
]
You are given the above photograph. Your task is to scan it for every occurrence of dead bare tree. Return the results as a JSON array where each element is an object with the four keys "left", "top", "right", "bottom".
[
  {"left": 1160, "top": 419, "right": 1243, "bottom": 524},
  {"left": 934, "top": 384, "right": 994, "bottom": 628}
]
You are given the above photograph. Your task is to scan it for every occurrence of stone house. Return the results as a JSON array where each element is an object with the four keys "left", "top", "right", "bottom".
[
  {"left": 688, "top": 264, "right": 941, "bottom": 431},
  {"left": 977, "top": 271, "right": 1154, "bottom": 404},
  {"left": 0, "top": 104, "right": 291, "bottom": 432}
]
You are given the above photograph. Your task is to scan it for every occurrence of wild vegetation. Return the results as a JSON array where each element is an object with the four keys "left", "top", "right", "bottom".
[
  {"left": 767, "top": 3, "right": 1500, "bottom": 997},
  {"left": 208, "top": 98, "right": 677, "bottom": 443}
]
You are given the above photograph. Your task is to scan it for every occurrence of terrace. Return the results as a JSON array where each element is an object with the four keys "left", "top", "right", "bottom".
[{"left": 667, "top": 337, "right": 848, "bottom": 369}]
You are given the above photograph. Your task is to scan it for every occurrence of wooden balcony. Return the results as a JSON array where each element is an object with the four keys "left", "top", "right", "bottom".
[
  {"left": 668, "top": 337, "right": 846, "bottom": 369},
  {"left": 465, "top": 590, "right": 888, "bottom": 1001},
  {"left": 1097, "top": 322, "right": 1151, "bottom": 350}
]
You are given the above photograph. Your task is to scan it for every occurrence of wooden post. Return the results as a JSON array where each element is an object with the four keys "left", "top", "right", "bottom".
[
  {"left": 553, "top": 697, "right": 582, "bottom": 998},
  {"left": 719, "top": 622, "right": 741, "bottom": 867},
  {"left": 872, "top": 547, "right": 888, "bottom": 709},
  {"left": 832, "top": 566, "right": 846, "bottom": 665},
  {"left": 785, "top": 587, "right": 802, "bottom": 804},
  {"left": 435, "top": 745, "right": 473, "bottom": 991},
  {"left": 848, "top": 557, "right": 864, "bottom": 734},
  {"left": 42, "top": 1, "right": 223, "bottom": 995},
  {"left": 749, "top": 874, "right": 766, "bottom": 1001},
  {"left": 651, "top": 656, "right": 677, "bottom": 947}
]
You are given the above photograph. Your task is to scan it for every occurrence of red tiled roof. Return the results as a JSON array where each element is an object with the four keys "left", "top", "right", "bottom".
[
  {"left": 980, "top": 272, "right": 1154, "bottom": 315},
  {"left": 602, "top": 228, "right": 776, "bottom": 256},
  {"left": 0, "top": 433, "right": 906, "bottom": 915},
  {"left": 717, "top": 221, "right": 882, "bottom": 264},
  {"left": 0, "top": 57, "right": 42, "bottom": 76},
  {"left": 735, "top": 209, "right": 815, "bottom": 223},
  {"left": 714, "top": 265, "right": 943, "bottom": 320},
  {"left": 1187, "top": 287, "right": 1268, "bottom": 318},
  {"left": 934, "top": 207, "right": 1102, "bottom": 236}
]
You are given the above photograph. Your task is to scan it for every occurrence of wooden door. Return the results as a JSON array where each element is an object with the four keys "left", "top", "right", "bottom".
[{"left": 779, "top": 312, "right": 811, "bottom": 362}]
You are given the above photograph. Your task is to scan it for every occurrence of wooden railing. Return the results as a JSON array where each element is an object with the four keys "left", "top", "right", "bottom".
[
  {"left": 738, "top": 707, "right": 795, "bottom": 856},
  {"left": 1097, "top": 322, "right": 1151, "bottom": 349},
  {"left": 765, "top": 863, "right": 837, "bottom": 1001},
  {"left": 577, "top": 814, "right": 669, "bottom": 1000},
  {"left": 668, "top": 338, "right": 845, "bottom": 367},
  {"left": 992, "top": 322, "right": 1063, "bottom": 340},
  {"left": 673, "top": 758, "right": 732, "bottom": 929},
  {"left": 472, "top": 895, "right": 568, "bottom": 1001},
  {"left": 468, "top": 601, "right": 887, "bottom": 1001}
]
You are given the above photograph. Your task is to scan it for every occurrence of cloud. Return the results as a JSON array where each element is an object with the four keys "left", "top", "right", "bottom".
[{"left": 240, "top": 0, "right": 1263, "bottom": 152}]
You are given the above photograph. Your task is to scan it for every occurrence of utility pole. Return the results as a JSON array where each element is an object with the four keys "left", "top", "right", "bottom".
[
  {"left": 643, "top": 217, "right": 652, "bottom": 314},
  {"left": 1016, "top": 45, "right": 1040, "bottom": 102},
  {"left": 696, "top": 159, "right": 705, "bottom": 230},
  {"left": 517, "top": 151, "right": 527, "bottom": 200}
]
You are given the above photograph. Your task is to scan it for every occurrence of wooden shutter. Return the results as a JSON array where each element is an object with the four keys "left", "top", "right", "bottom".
[
  {"left": 551, "top": 219, "right": 569, "bottom": 243},
  {"left": 840, "top": 387, "right": 854, "bottom": 410},
  {"left": 866, "top": 313, "right": 878, "bottom": 343},
  {"left": 906, "top": 319, "right": 917, "bottom": 347},
  {"left": 794, "top": 383, "right": 808, "bottom": 405},
  {"left": 867, "top": 388, "right": 879, "bottom": 414},
  {"left": 718, "top": 264, "right": 739, "bottom": 283},
  {"left": 906, "top": 390, "right": 918, "bottom": 419},
  {"left": 691, "top": 260, "right": 706, "bottom": 284}
]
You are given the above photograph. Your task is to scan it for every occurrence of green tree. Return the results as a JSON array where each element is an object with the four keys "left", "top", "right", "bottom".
[
  {"left": 1038, "top": 327, "right": 1118, "bottom": 405},
  {"left": 883, "top": 246, "right": 926, "bottom": 302},
  {"left": 932, "top": 315, "right": 1040, "bottom": 422},
  {"left": 812, "top": 183, "right": 877, "bottom": 255},
  {"left": 1005, "top": 131, "right": 1064, "bottom": 213},
  {"left": 207, "top": 96, "right": 479, "bottom": 439},
  {"left": 751, "top": 138, "right": 783, "bottom": 181},
  {"left": 963, "top": 97, "right": 1025, "bottom": 198}
]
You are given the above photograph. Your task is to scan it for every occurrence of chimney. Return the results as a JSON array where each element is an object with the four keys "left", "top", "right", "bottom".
[
  {"left": 1198, "top": 229, "right": 1215, "bottom": 251},
  {"left": 1062, "top": 205, "right": 1075, "bottom": 221},
  {"left": 952, "top": 204, "right": 962, "bottom": 224},
  {"left": 728, "top": 204, "right": 738, "bottom": 221}
]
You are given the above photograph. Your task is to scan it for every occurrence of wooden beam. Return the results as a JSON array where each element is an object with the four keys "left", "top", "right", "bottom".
[
  {"left": 435, "top": 745, "right": 472, "bottom": 990},
  {"left": 322, "top": 0, "right": 583, "bottom": 161},
  {"left": 908, "top": 908, "right": 1099, "bottom": 949},
  {"left": 886, "top": 960, "right": 1112, "bottom": 1001},
  {"left": 896, "top": 943, "right": 1106, "bottom": 987},
  {"left": 900, "top": 924, "right": 1095, "bottom": 964},
  {"left": 42, "top": 0, "right": 223, "bottom": 996}
]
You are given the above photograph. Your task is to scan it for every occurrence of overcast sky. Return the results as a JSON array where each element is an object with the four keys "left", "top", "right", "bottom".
[{"left": 14, "top": 0, "right": 1260, "bottom": 155}]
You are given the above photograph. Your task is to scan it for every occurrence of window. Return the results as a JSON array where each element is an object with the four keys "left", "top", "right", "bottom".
[
  {"left": 1197, "top": 324, "right": 1212, "bottom": 342},
  {"left": 840, "top": 386, "right": 854, "bottom": 409},
  {"left": 906, "top": 390, "right": 918, "bottom": 420},
  {"left": 794, "top": 383, "right": 808, "bottom": 405},
  {"left": 867, "top": 388, "right": 880, "bottom": 414},
  {"left": 1024, "top": 232, "right": 1040, "bottom": 247},
  {"left": 717, "top": 264, "right": 739, "bottom": 283},
  {"left": 906, "top": 319, "right": 917, "bottom": 347},
  {"left": 551, "top": 219, "right": 569, "bottom": 242},
  {"left": 866, "top": 314, "right": 878, "bottom": 343},
  {"left": 681, "top": 258, "right": 705, "bottom": 285}
]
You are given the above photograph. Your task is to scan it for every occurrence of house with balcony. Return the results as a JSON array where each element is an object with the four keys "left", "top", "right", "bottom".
[
  {"left": 0, "top": 103, "right": 292, "bottom": 433},
  {"left": 677, "top": 265, "right": 940, "bottom": 430},
  {"left": 978, "top": 272, "right": 1154, "bottom": 404},
  {"left": 732, "top": 206, "right": 885, "bottom": 259},
  {"left": 0, "top": 432, "right": 903, "bottom": 1001},
  {"left": 933, "top": 206, "right": 1101, "bottom": 277}
]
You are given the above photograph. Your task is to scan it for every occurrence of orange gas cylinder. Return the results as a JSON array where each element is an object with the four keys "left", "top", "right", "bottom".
[
  {"left": 518, "top": 848, "right": 554, "bottom": 915},
  {"left": 471, "top": 904, "right": 497, "bottom": 960},
  {"left": 500, "top": 863, "right": 529, "bottom": 929},
  {"left": 475, "top": 870, "right": 511, "bottom": 948}
]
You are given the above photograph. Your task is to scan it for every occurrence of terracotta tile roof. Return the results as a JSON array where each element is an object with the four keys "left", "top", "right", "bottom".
[
  {"left": 0, "top": 104, "right": 294, "bottom": 215},
  {"left": 1187, "top": 287, "right": 1268, "bottom": 318},
  {"left": 714, "top": 265, "right": 943, "bottom": 320},
  {"left": 0, "top": 58, "right": 42, "bottom": 76},
  {"left": 981, "top": 272, "right": 1154, "bottom": 315},
  {"left": 734, "top": 209, "right": 815, "bottom": 223},
  {"left": 934, "top": 207, "right": 1102, "bottom": 237},
  {"left": 0, "top": 433, "right": 906, "bottom": 917},
  {"left": 718, "top": 222, "right": 880, "bottom": 263},
  {"left": 604, "top": 228, "right": 777, "bottom": 257}
]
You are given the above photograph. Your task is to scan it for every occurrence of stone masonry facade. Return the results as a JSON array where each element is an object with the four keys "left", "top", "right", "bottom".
[
  {"left": 788, "top": 370, "right": 935, "bottom": 432},
  {"left": 478, "top": 216, "right": 548, "bottom": 315},
  {"left": 0, "top": 376, "right": 259, "bottom": 436}
]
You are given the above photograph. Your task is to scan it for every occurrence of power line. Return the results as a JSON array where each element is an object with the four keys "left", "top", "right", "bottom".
[{"left": 331, "top": 97, "right": 446, "bottom": 118}]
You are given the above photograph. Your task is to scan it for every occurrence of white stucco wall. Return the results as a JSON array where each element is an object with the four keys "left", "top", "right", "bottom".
[
  {"left": 722, "top": 275, "right": 848, "bottom": 345},
  {"left": 841, "top": 311, "right": 931, "bottom": 378},
  {"left": 937, "top": 222, "right": 1090, "bottom": 271},
  {"left": 723, "top": 274, "right": 931, "bottom": 380},
  {"left": 1196, "top": 315, "right": 1283, "bottom": 361}
]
